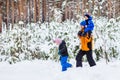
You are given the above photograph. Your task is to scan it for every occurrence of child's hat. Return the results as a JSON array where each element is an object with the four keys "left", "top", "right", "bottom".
[
  {"left": 53, "top": 38, "right": 62, "bottom": 45},
  {"left": 80, "top": 21, "right": 86, "bottom": 26},
  {"left": 84, "top": 13, "right": 90, "bottom": 18}
]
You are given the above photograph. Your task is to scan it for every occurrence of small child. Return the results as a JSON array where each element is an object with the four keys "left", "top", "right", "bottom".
[
  {"left": 80, "top": 13, "right": 94, "bottom": 37},
  {"left": 53, "top": 38, "right": 72, "bottom": 71}
]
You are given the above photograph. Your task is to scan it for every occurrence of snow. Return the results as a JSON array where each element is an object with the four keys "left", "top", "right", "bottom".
[{"left": 0, "top": 60, "right": 120, "bottom": 80}]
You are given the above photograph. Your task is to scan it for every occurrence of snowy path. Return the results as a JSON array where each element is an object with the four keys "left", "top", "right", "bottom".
[{"left": 0, "top": 60, "right": 120, "bottom": 80}]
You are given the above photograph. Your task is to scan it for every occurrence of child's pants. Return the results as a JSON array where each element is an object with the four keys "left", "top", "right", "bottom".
[
  {"left": 60, "top": 56, "right": 72, "bottom": 71},
  {"left": 83, "top": 30, "right": 92, "bottom": 37}
]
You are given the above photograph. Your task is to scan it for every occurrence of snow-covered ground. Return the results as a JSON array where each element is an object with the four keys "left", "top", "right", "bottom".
[{"left": 0, "top": 60, "right": 120, "bottom": 80}]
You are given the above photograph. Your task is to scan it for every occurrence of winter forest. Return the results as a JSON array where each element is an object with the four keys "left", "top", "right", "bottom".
[
  {"left": 0, "top": 0, "right": 120, "bottom": 63},
  {"left": 0, "top": 0, "right": 120, "bottom": 80}
]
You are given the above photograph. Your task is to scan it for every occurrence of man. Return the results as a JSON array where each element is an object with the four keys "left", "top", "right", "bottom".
[{"left": 76, "top": 28, "right": 96, "bottom": 67}]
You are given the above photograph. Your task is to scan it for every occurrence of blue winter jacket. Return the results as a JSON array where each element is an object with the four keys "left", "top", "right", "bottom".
[
  {"left": 80, "top": 16, "right": 94, "bottom": 32},
  {"left": 84, "top": 16, "right": 94, "bottom": 32}
]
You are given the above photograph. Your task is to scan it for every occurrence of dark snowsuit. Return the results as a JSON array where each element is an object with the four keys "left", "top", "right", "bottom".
[
  {"left": 76, "top": 31, "right": 96, "bottom": 67},
  {"left": 58, "top": 40, "right": 72, "bottom": 71}
]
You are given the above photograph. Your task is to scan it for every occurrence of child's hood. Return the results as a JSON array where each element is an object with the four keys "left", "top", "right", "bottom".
[
  {"left": 61, "top": 40, "right": 66, "bottom": 45},
  {"left": 88, "top": 16, "right": 92, "bottom": 20}
]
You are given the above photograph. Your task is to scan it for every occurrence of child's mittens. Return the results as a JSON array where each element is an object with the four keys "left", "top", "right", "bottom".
[
  {"left": 58, "top": 50, "right": 61, "bottom": 55},
  {"left": 85, "top": 25, "right": 87, "bottom": 28}
]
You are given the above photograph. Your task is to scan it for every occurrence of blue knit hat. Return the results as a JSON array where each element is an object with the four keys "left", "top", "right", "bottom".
[{"left": 80, "top": 21, "right": 86, "bottom": 26}]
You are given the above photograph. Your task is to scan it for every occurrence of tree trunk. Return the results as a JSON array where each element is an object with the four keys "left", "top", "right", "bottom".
[
  {"left": 0, "top": 2, "right": 2, "bottom": 32},
  {"left": 6, "top": 0, "right": 10, "bottom": 28},
  {"left": 107, "top": 0, "right": 112, "bottom": 19},
  {"left": 53, "top": 0, "right": 55, "bottom": 7},
  {"left": 42, "top": 0, "right": 46, "bottom": 22},
  {"left": 15, "top": 2, "right": 19, "bottom": 23},
  {"left": 59, "top": 0, "right": 63, "bottom": 8},
  {"left": 33, "top": 0, "right": 37, "bottom": 23},
  {"left": 18, "top": 0, "right": 24, "bottom": 21},
  {"left": 11, "top": 0, "right": 14, "bottom": 28},
  {"left": 23, "top": 0, "right": 27, "bottom": 24},
  {"left": 116, "top": 0, "right": 120, "bottom": 18},
  {"left": 47, "top": 0, "right": 50, "bottom": 22},
  {"left": 92, "top": 0, "right": 95, "bottom": 9},
  {"left": 37, "top": 0, "right": 41, "bottom": 22},
  {"left": 65, "top": 6, "right": 68, "bottom": 20},
  {"left": 29, "top": 0, "right": 33, "bottom": 23}
]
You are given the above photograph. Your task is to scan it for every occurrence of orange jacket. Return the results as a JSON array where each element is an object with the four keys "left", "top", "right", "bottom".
[{"left": 78, "top": 34, "right": 92, "bottom": 51}]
